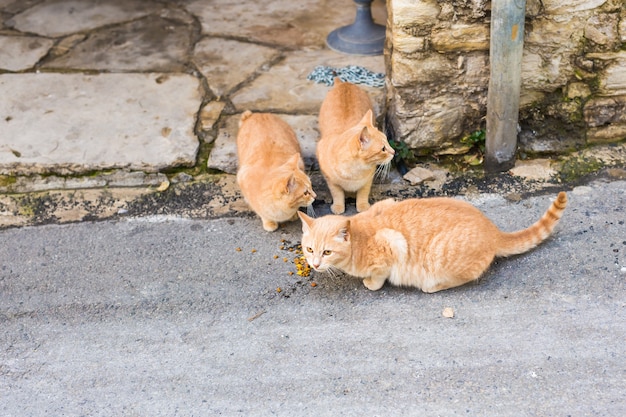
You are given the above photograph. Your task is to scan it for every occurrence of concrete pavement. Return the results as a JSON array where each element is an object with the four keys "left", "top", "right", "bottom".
[{"left": 1, "top": 179, "right": 625, "bottom": 416}]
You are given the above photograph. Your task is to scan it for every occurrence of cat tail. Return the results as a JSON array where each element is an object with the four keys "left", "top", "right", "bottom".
[
  {"left": 239, "top": 110, "right": 253, "bottom": 126},
  {"left": 495, "top": 192, "right": 567, "bottom": 257}
]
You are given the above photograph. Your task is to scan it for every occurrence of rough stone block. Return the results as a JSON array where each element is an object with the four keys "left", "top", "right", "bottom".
[
  {"left": 587, "top": 124, "right": 626, "bottom": 144},
  {"left": 541, "top": 0, "right": 608, "bottom": 15},
  {"left": 398, "top": 97, "right": 466, "bottom": 149},
  {"left": 389, "top": 0, "right": 440, "bottom": 27},
  {"left": 583, "top": 95, "right": 626, "bottom": 127},
  {"left": 431, "top": 24, "right": 490, "bottom": 52},
  {"left": 591, "top": 51, "right": 626, "bottom": 95}
]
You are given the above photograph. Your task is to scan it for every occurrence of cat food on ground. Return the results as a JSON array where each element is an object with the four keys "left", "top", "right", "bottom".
[{"left": 442, "top": 307, "right": 455, "bottom": 318}]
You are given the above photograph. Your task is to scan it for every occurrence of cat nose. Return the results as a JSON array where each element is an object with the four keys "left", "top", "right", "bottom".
[
  {"left": 310, "top": 190, "right": 317, "bottom": 199},
  {"left": 312, "top": 258, "right": 321, "bottom": 269}
]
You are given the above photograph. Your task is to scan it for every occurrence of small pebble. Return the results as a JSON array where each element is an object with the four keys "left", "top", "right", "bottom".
[{"left": 442, "top": 307, "right": 455, "bottom": 318}]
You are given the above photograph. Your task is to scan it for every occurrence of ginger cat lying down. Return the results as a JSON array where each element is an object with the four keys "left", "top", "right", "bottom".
[
  {"left": 317, "top": 79, "right": 394, "bottom": 214},
  {"left": 236, "top": 111, "right": 316, "bottom": 232},
  {"left": 298, "top": 192, "right": 567, "bottom": 292}
]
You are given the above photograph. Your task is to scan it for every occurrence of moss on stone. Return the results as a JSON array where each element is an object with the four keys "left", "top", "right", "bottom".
[
  {"left": 0, "top": 175, "right": 17, "bottom": 188},
  {"left": 557, "top": 155, "right": 604, "bottom": 182}
]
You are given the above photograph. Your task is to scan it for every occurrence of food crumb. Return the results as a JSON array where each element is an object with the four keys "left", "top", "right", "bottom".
[
  {"left": 311, "top": 282, "right": 317, "bottom": 287},
  {"left": 235, "top": 247, "right": 242, "bottom": 252},
  {"left": 276, "top": 287, "right": 282, "bottom": 293},
  {"left": 251, "top": 249, "right": 257, "bottom": 253},
  {"left": 273, "top": 255, "right": 279, "bottom": 259}
]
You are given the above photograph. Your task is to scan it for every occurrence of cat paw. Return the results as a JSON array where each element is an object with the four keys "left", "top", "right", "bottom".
[
  {"left": 330, "top": 203, "right": 345, "bottom": 215},
  {"left": 262, "top": 220, "right": 279, "bottom": 232},
  {"left": 363, "top": 277, "right": 385, "bottom": 291},
  {"left": 356, "top": 201, "right": 371, "bottom": 212}
]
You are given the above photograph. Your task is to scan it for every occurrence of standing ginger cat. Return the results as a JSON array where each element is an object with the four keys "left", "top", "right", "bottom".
[
  {"left": 237, "top": 111, "right": 316, "bottom": 232},
  {"left": 298, "top": 192, "right": 567, "bottom": 292},
  {"left": 317, "top": 79, "right": 394, "bottom": 214}
]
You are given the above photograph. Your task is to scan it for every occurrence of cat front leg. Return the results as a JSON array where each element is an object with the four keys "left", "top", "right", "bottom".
[
  {"left": 327, "top": 182, "right": 346, "bottom": 214},
  {"left": 261, "top": 218, "right": 279, "bottom": 232},
  {"left": 363, "top": 274, "right": 387, "bottom": 291},
  {"left": 355, "top": 177, "right": 373, "bottom": 212}
]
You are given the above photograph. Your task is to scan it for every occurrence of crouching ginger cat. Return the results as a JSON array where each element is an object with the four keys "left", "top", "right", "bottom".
[
  {"left": 237, "top": 111, "right": 316, "bottom": 232},
  {"left": 298, "top": 192, "right": 567, "bottom": 292},
  {"left": 317, "top": 78, "right": 394, "bottom": 215}
]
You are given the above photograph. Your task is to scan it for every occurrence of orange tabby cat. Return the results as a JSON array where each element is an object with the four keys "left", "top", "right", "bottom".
[
  {"left": 317, "top": 78, "right": 394, "bottom": 214},
  {"left": 298, "top": 192, "right": 567, "bottom": 292},
  {"left": 237, "top": 111, "right": 316, "bottom": 231}
]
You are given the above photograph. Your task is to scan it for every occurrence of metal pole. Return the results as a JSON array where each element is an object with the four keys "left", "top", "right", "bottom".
[{"left": 484, "top": 0, "right": 526, "bottom": 173}]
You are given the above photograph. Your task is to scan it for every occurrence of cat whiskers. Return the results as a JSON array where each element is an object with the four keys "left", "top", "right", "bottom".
[
  {"left": 321, "top": 265, "right": 344, "bottom": 284},
  {"left": 375, "top": 161, "right": 391, "bottom": 183},
  {"left": 306, "top": 204, "right": 316, "bottom": 218}
]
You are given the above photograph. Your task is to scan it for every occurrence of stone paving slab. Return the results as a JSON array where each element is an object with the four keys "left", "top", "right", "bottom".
[
  {"left": 231, "top": 49, "right": 386, "bottom": 114},
  {"left": 194, "top": 37, "right": 281, "bottom": 98},
  {"left": 7, "top": 0, "right": 159, "bottom": 37},
  {"left": 0, "top": 73, "right": 201, "bottom": 175},
  {"left": 185, "top": 0, "right": 387, "bottom": 50},
  {"left": 41, "top": 15, "right": 193, "bottom": 72},
  {"left": 0, "top": 35, "right": 53, "bottom": 71}
]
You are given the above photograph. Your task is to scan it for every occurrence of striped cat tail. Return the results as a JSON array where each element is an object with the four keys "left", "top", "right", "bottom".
[
  {"left": 496, "top": 192, "right": 567, "bottom": 257},
  {"left": 239, "top": 110, "right": 253, "bottom": 126}
]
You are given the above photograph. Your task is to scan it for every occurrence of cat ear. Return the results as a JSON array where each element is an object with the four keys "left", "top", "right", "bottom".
[
  {"left": 358, "top": 127, "right": 371, "bottom": 149},
  {"left": 285, "top": 175, "right": 297, "bottom": 194},
  {"left": 359, "top": 109, "right": 374, "bottom": 125},
  {"left": 336, "top": 220, "right": 350, "bottom": 242},
  {"left": 298, "top": 211, "right": 313, "bottom": 234},
  {"left": 286, "top": 153, "right": 304, "bottom": 171}
]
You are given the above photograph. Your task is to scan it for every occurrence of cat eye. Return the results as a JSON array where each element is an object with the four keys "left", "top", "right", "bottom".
[
  {"left": 304, "top": 190, "right": 309, "bottom": 196},
  {"left": 323, "top": 250, "right": 332, "bottom": 256},
  {"left": 306, "top": 247, "right": 313, "bottom": 253},
  {"left": 382, "top": 146, "right": 386, "bottom": 152}
]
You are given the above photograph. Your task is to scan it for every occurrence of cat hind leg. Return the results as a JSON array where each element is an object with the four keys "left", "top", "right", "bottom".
[{"left": 261, "top": 218, "right": 279, "bottom": 232}]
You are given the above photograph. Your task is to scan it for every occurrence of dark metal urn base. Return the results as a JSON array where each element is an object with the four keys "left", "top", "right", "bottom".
[{"left": 326, "top": 0, "right": 386, "bottom": 56}]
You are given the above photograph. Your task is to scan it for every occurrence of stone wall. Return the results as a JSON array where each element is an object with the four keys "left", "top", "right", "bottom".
[{"left": 384, "top": 0, "right": 626, "bottom": 156}]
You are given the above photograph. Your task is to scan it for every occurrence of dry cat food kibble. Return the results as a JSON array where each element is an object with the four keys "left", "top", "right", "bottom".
[
  {"left": 294, "top": 256, "right": 311, "bottom": 277},
  {"left": 275, "top": 239, "right": 315, "bottom": 283}
]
